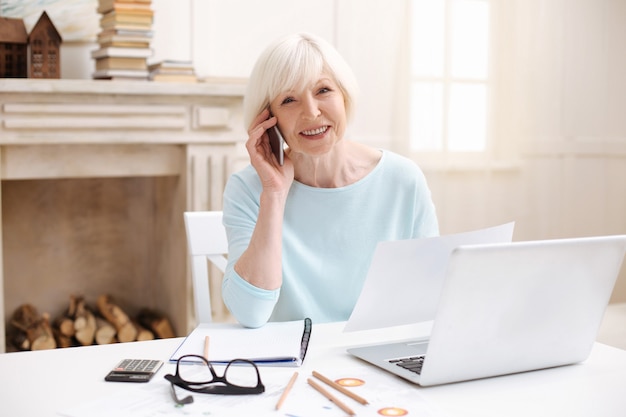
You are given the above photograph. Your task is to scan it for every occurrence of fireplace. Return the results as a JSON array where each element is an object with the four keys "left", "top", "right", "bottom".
[{"left": 0, "top": 79, "right": 247, "bottom": 351}]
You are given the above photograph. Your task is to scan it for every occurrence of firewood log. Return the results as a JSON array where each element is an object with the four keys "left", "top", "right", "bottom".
[
  {"left": 67, "top": 294, "right": 79, "bottom": 318},
  {"left": 132, "top": 320, "right": 155, "bottom": 341},
  {"left": 95, "top": 317, "right": 117, "bottom": 345},
  {"left": 52, "top": 295, "right": 77, "bottom": 345},
  {"left": 10, "top": 303, "right": 40, "bottom": 328},
  {"left": 30, "top": 313, "right": 57, "bottom": 350},
  {"left": 9, "top": 305, "right": 56, "bottom": 350},
  {"left": 72, "top": 297, "right": 96, "bottom": 346},
  {"left": 137, "top": 308, "right": 175, "bottom": 339},
  {"left": 53, "top": 328, "right": 74, "bottom": 348},
  {"left": 53, "top": 316, "right": 75, "bottom": 339},
  {"left": 11, "top": 330, "right": 30, "bottom": 351},
  {"left": 8, "top": 304, "right": 37, "bottom": 350},
  {"left": 97, "top": 294, "right": 137, "bottom": 343}
]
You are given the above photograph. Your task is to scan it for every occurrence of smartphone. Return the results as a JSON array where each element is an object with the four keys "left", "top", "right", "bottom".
[{"left": 267, "top": 123, "right": 285, "bottom": 166}]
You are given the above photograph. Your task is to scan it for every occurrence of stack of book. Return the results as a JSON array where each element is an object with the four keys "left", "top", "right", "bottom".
[
  {"left": 148, "top": 60, "right": 197, "bottom": 83},
  {"left": 92, "top": 0, "right": 153, "bottom": 80}
]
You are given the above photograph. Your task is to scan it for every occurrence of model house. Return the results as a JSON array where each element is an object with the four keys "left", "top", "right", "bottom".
[
  {"left": 27, "top": 11, "right": 62, "bottom": 78},
  {"left": 0, "top": 16, "right": 28, "bottom": 77}
]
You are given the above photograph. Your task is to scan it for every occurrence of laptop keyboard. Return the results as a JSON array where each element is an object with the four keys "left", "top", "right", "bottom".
[{"left": 389, "top": 355, "right": 426, "bottom": 375}]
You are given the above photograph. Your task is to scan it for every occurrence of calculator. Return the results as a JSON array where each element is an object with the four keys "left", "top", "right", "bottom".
[{"left": 104, "top": 359, "right": 164, "bottom": 383}]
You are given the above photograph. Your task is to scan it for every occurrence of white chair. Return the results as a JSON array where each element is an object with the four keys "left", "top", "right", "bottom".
[{"left": 184, "top": 211, "right": 228, "bottom": 324}]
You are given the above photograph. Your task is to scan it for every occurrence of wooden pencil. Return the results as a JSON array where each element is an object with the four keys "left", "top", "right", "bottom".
[
  {"left": 312, "top": 370, "right": 369, "bottom": 405},
  {"left": 307, "top": 378, "right": 356, "bottom": 416},
  {"left": 203, "top": 335, "right": 210, "bottom": 360},
  {"left": 275, "top": 371, "right": 299, "bottom": 410}
]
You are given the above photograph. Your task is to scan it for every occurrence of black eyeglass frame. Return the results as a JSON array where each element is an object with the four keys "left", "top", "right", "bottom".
[{"left": 164, "top": 354, "right": 265, "bottom": 397}]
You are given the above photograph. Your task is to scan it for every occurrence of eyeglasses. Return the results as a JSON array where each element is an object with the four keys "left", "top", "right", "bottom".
[{"left": 164, "top": 354, "right": 265, "bottom": 405}]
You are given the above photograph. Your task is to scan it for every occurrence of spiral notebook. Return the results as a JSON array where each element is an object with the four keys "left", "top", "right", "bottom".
[{"left": 170, "top": 318, "right": 312, "bottom": 367}]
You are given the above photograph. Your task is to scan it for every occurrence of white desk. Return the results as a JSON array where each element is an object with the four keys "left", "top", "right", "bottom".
[{"left": 2, "top": 322, "right": 626, "bottom": 417}]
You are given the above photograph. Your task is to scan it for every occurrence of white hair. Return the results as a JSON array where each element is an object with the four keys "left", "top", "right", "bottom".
[{"left": 243, "top": 32, "right": 359, "bottom": 129}]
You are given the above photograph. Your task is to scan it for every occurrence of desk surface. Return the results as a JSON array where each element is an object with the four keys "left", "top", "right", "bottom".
[{"left": 2, "top": 321, "right": 626, "bottom": 417}]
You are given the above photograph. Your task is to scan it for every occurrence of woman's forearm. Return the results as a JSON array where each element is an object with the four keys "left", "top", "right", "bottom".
[{"left": 233, "top": 190, "right": 287, "bottom": 290}]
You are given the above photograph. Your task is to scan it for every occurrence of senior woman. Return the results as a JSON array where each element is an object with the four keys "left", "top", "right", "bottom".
[{"left": 222, "top": 32, "right": 439, "bottom": 328}]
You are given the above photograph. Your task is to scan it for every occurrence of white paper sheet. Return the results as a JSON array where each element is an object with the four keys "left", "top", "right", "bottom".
[
  {"left": 344, "top": 222, "right": 515, "bottom": 332},
  {"left": 59, "top": 366, "right": 448, "bottom": 417}
]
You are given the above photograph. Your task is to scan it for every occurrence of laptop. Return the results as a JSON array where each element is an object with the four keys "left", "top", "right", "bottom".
[{"left": 347, "top": 235, "right": 626, "bottom": 386}]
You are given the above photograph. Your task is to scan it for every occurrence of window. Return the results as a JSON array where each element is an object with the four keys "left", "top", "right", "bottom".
[{"left": 410, "top": 0, "right": 490, "bottom": 154}]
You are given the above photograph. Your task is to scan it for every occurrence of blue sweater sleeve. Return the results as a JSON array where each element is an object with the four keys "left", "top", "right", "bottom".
[{"left": 221, "top": 166, "right": 280, "bottom": 328}]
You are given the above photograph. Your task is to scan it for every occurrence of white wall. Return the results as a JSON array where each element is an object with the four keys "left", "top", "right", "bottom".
[
  {"left": 62, "top": 0, "right": 397, "bottom": 146},
  {"left": 57, "top": 0, "right": 626, "bottom": 301},
  {"left": 188, "top": 0, "right": 337, "bottom": 79},
  {"left": 423, "top": 0, "right": 626, "bottom": 301}
]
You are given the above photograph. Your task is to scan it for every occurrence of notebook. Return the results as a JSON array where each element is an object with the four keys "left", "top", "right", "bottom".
[
  {"left": 170, "top": 318, "right": 311, "bottom": 367},
  {"left": 348, "top": 235, "right": 626, "bottom": 386}
]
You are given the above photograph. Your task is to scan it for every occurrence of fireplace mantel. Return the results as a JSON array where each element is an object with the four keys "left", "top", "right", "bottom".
[{"left": 0, "top": 79, "right": 248, "bottom": 351}]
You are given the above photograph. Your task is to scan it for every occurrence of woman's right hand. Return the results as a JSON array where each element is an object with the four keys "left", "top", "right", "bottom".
[{"left": 246, "top": 108, "right": 295, "bottom": 196}]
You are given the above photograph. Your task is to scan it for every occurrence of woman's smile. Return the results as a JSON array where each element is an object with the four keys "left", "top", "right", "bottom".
[{"left": 300, "top": 125, "right": 329, "bottom": 138}]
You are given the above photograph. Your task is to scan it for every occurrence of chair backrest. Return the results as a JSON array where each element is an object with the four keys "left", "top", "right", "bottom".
[{"left": 183, "top": 211, "right": 228, "bottom": 324}]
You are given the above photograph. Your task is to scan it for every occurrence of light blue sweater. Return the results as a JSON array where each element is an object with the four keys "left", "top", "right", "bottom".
[{"left": 222, "top": 150, "right": 439, "bottom": 327}]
